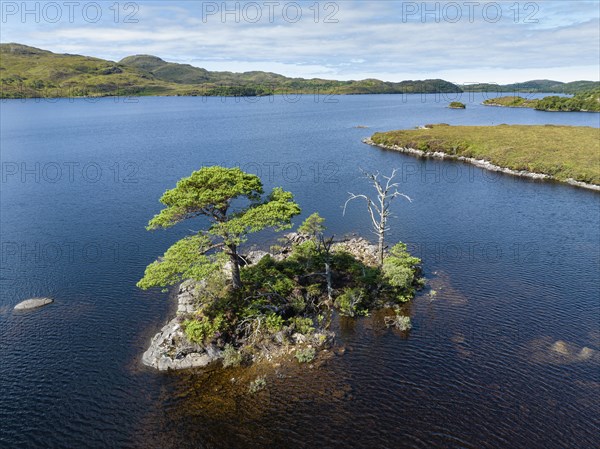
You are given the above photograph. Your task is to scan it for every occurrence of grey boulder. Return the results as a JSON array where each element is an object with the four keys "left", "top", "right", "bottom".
[{"left": 14, "top": 297, "right": 53, "bottom": 310}]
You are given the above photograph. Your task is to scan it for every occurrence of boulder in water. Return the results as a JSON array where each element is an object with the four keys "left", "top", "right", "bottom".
[{"left": 14, "top": 297, "right": 53, "bottom": 310}]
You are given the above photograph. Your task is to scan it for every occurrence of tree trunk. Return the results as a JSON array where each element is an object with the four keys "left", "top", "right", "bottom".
[
  {"left": 325, "top": 260, "right": 333, "bottom": 301},
  {"left": 378, "top": 227, "right": 385, "bottom": 266},
  {"left": 227, "top": 244, "right": 242, "bottom": 290},
  {"left": 377, "top": 193, "right": 387, "bottom": 265}
]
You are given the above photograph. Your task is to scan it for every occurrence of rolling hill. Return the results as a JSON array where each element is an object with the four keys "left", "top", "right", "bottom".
[
  {"left": 462, "top": 80, "right": 599, "bottom": 94},
  {"left": 2, "top": 43, "right": 597, "bottom": 99},
  {"left": 0, "top": 43, "right": 461, "bottom": 98}
]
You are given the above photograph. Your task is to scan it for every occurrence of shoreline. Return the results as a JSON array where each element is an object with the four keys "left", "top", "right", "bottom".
[
  {"left": 482, "top": 102, "right": 600, "bottom": 113},
  {"left": 481, "top": 102, "right": 532, "bottom": 109},
  {"left": 363, "top": 138, "right": 600, "bottom": 192},
  {"left": 0, "top": 91, "right": 465, "bottom": 101}
]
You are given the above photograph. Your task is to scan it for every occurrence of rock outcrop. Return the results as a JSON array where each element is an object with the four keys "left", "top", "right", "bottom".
[
  {"left": 332, "top": 237, "right": 379, "bottom": 266},
  {"left": 142, "top": 281, "right": 222, "bottom": 371},
  {"left": 14, "top": 297, "right": 53, "bottom": 310},
  {"left": 276, "top": 233, "right": 379, "bottom": 266},
  {"left": 142, "top": 238, "right": 374, "bottom": 371}
]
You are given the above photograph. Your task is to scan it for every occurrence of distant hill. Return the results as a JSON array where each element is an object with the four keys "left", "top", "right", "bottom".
[
  {"left": 119, "top": 55, "right": 213, "bottom": 84},
  {"left": 2, "top": 43, "right": 597, "bottom": 99},
  {"left": 0, "top": 43, "right": 173, "bottom": 97},
  {"left": 483, "top": 88, "right": 600, "bottom": 112},
  {"left": 462, "top": 79, "right": 599, "bottom": 94},
  {"left": 0, "top": 43, "right": 461, "bottom": 98}
]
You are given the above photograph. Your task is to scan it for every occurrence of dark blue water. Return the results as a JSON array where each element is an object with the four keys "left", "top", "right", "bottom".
[{"left": 1, "top": 93, "right": 599, "bottom": 448}]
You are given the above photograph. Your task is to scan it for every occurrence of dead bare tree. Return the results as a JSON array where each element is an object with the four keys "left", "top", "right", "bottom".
[
  {"left": 343, "top": 169, "right": 412, "bottom": 265},
  {"left": 316, "top": 234, "right": 335, "bottom": 302}
]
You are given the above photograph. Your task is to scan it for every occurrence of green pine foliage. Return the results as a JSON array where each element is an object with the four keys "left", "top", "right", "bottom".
[{"left": 139, "top": 166, "right": 300, "bottom": 290}]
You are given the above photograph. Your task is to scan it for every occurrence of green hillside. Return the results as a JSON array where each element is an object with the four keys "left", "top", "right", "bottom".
[
  {"left": 0, "top": 43, "right": 178, "bottom": 97},
  {"left": 483, "top": 89, "right": 600, "bottom": 112},
  {"left": 0, "top": 43, "right": 461, "bottom": 98},
  {"left": 463, "top": 79, "right": 599, "bottom": 94},
  {"left": 534, "top": 88, "right": 600, "bottom": 112}
]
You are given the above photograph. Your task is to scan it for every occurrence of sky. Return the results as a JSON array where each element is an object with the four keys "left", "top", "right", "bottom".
[{"left": 1, "top": 0, "right": 599, "bottom": 84}]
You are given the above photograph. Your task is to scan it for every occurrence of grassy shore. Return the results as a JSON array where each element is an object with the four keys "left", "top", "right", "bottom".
[
  {"left": 370, "top": 124, "right": 600, "bottom": 185},
  {"left": 483, "top": 89, "right": 600, "bottom": 112},
  {"left": 483, "top": 96, "right": 538, "bottom": 108}
]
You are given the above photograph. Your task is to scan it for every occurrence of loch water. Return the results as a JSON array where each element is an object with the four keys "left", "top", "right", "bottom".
[{"left": 1, "top": 93, "right": 599, "bottom": 448}]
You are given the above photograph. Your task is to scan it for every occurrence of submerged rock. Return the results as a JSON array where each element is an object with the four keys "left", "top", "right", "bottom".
[
  {"left": 579, "top": 347, "right": 595, "bottom": 360},
  {"left": 527, "top": 337, "right": 600, "bottom": 365},
  {"left": 551, "top": 340, "right": 570, "bottom": 355},
  {"left": 14, "top": 297, "right": 53, "bottom": 310}
]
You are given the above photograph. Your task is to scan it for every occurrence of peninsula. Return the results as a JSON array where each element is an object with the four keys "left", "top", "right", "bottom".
[{"left": 366, "top": 124, "right": 600, "bottom": 189}]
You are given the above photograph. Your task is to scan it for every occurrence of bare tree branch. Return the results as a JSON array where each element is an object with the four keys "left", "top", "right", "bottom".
[{"left": 343, "top": 168, "right": 412, "bottom": 265}]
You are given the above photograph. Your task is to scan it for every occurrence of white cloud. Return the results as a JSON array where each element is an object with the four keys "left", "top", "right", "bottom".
[{"left": 3, "top": 0, "right": 598, "bottom": 83}]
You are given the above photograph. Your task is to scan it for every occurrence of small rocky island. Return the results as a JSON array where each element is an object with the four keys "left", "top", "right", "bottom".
[
  {"left": 448, "top": 101, "right": 466, "bottom": 109},
  {"left": 138, "top": 167, "right": 423, "bottom": 372},
  {"left": 143, "top": 231, "right": 422, "bottom": 371},
  {"left": 483, "top": 96, "right": 538, "bottom": 108}
]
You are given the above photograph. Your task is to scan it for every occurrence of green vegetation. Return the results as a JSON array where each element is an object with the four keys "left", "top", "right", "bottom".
[
  {"left": 535, "top": 89, "right": 600, "bottom": 112},
  {"left": 371, "top": 125, "right": 600, "bottom": 185},
  {"left": 137, "top": 166, "right": 300, "bottom": 290},
  {"left": 0, "top": 43, "right": 174, "bottom": 98},
  {"left": 295, "top": 347, "right": 316, "bottom": 363},
  {"left": 3, "top": 44, "right": 597, "bottom": 101},
  {"left": 138, "top": 172, "right": 423, "bottom": 366},
  {"left": 297, "top": 212, "right": 326, "bottom": 239},
  {"left": 384, "top": 311, "right": 412, "bottom": 331},
  {"left": 222, "top": 344, "right": 243, "bottom": 368},
  {"left": 449, "top": 101, "right": 466, "bottom": 109},
  {"left": 463, "top": 80, "right": 600, "bottom": 94},
  {"left": 483, "top": 96, "right": 539, "bottom": 108},
  {"left": 483, "top": 89, "right": 600, "bottom": 112},
  {"left": 1, "top": 43, "right": 460, "bottom": 98},
  {"left": 382, "top": 243, "right": 424, "bottom": 302},
  {"left": 184, "top": 314, "right": 225, "bottom": 345},
  {"left": 335, "top": 288, "right": 368, "bottom": 317},
  {"left": 248, "top": 376, "right": 267, "bottom": 394}
]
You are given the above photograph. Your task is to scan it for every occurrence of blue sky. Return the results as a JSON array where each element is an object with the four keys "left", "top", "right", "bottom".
[{"left": 1, "top": 0, "right": 599, "bottom": 83}]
